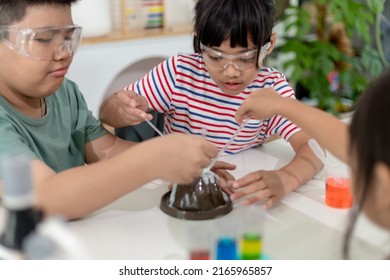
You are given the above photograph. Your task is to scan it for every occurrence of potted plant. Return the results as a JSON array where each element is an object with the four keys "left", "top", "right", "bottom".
[{"left": 276, "top": 0, "right": 387, "bottom": 114}]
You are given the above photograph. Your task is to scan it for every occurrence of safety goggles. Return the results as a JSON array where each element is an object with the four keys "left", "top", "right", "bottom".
[
  {"left": 200, "top": 42, "right": 271, "bottom": 71},
  {"left": 0, "top": 25, "right": 82, "bottom": 60}
]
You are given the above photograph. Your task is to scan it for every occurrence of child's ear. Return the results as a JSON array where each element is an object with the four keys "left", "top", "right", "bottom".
[
  {"left": 373, "top": 162, "right": 390, "bottom": 210},
  {"left": 267, "top": 32, "right": 277, "bottom": 54}
]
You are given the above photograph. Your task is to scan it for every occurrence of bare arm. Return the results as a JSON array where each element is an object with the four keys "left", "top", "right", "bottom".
[
  {"left": 235, "top": 89, "right": 349, "bottom": 162},
  {"left": 32, "top": 146, "right": 156, "bottom": 220},
  {"left": 276, "top": 131, "right": 324, "bottom": 192},
  {"left": 26, "top": 133, "right": 217, "bottom": 220}
]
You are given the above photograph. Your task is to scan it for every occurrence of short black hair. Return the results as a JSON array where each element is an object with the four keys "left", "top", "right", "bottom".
[
  {"left": 0, "top": 0, "right": 79, "bottom": 25},
  {"left": 193, "top": 0, "right": 275, "bottom": 53}
]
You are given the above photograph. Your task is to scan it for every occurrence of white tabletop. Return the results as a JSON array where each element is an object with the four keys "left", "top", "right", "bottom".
[
  {"left": 66, "top": 139, "right": 389, "bottom": 260},
  {"left": 0, "top": 139, "right": 388, "bottom": 260}
]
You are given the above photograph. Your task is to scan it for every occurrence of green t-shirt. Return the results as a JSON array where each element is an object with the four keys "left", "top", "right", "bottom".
[{"left": 0, "top": 78, "right": 108, "bottom": 176}]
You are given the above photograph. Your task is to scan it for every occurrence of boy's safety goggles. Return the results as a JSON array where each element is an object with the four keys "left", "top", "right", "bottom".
[
  {"left": 0, "top": 25, "right": 82, "bottom": 60},
  {"left": 200, "top": 42, "right": 271, "bottom": 71}
]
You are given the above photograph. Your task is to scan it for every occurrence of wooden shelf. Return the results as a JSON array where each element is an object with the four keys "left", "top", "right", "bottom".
[{"left": 81, "top": 25, "right": 193, "bottom": 45}]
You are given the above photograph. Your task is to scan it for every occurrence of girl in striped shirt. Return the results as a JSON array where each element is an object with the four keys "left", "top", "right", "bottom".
[{"left": 100, "top": 0, "right": 323, "bottom": 209}]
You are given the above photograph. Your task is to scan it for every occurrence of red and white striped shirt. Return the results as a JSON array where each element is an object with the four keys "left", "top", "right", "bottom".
[{"left": 125, "top": 53, "right": 300, "bottom": 154}]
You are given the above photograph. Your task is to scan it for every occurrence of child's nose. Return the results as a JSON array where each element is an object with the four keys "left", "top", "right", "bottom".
[
  {"left": 223, "top": 63, "right": 241, "bottom": 77},
  {"left": 54, "top": 41, "right": 73, "bottom": 59}
]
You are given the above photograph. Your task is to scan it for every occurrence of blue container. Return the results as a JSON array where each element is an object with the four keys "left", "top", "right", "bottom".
[{"left": 216, "top": 237, "right": 237, "bottom": 260}]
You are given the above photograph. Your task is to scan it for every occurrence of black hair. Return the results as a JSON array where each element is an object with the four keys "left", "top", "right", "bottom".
[
  {"left": 343, "top": 68, "right": 390, "bottom": 258},
  {"left": 0, "top": 0, "right": 79, "bottom": 25},
  {"left": 193, "top": 0, "right": 275, "bottom": 67}
]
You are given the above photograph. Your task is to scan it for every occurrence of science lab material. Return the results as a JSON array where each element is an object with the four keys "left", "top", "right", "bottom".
[
  {"left": 308, "top": 139, "right": 353, "bottom": 209},
  {"left": 0, "top": 154, "right": 43, "bottom": 259}
]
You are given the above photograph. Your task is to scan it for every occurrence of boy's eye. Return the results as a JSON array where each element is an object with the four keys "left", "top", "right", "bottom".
[
  {"left": 34, "top": 37, "right": 52, "bottom": 43},
  {"left": 33, "top": 31, "right": 55, "bottom": 44},
  {"left": 64, "top": 31, "right": 75, "bottom": 41}
]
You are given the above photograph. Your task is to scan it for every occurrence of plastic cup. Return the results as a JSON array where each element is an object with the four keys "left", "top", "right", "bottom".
[
  {"left": 214, "top": 216, "right": 239, "bottom": 260},
  {"left": 238, "top": 205, "right": 264, "bottom": 260},
  {"left": 188, "top": 226, "right": 211, "bottom": 260},
  {"left": 325, "top": 165, "right": 353, "bottom": 209}
]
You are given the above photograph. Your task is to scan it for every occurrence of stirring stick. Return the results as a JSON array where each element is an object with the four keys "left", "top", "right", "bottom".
[
  {"left": 144, "top": 118, "right": 164, "bottom": 136},
  {"left": 308, "top": 138, "right": 341, "bottom": 183},
  {"left": 203, "top": 119, "right": 249, "bottom": 173},
  {"left": 218, "top": 119, "right": 249, "bottom": 156}
]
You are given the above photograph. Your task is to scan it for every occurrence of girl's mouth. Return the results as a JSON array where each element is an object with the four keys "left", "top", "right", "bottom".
[{"left": 223, "top": 82, "right": 241, "bottom": 91}]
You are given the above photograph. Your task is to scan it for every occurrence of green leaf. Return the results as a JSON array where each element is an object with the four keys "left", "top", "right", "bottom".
[{"left": 276, "top": 0, "right": 385, "bottom": 113}]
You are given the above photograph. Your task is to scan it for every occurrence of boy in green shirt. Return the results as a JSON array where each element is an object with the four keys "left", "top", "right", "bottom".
[{"left": 0, "top": 0, "right": 221, "bottom": 220}]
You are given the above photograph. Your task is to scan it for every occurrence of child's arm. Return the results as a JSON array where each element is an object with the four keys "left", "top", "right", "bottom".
[
  {"left": 235, "top": 88, "right": 349, "bottom": 162},
  {"left": 30, "top": 133, "right": 217, "bottom": 220},
  {"left": 230, "top": 131, "right": 323, "bottom": 209},
  {"left": 99, "top": 90, "right": 153, "bottom": 128}
]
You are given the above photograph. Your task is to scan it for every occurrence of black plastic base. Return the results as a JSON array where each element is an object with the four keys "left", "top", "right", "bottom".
[{"left": 160, "top": 191, "right": 233, "bottom": 220}]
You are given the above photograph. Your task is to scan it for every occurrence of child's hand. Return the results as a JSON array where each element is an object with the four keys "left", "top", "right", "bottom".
[
  {"left": 115, "top": 90, "right": 153, "bottom": 125},
  {"left": 235, "top": 88, "right": 284, "bottom": 123},
  {"left": 210, "top": 160, "right": 236, "bottom": 188},
  {"left": 153, "top": 134, "right": 218, "bottom": 184},
  {"left": 229, "top": 170, "right": 288, "bottom": 209}
]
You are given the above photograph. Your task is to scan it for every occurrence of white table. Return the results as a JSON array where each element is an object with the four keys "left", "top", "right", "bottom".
[
  {"left": 0, "top": 139, "right": 387, "bottom": 260},
  {"left": 66, "top": 139, "right": 389, "bottom": 260}
]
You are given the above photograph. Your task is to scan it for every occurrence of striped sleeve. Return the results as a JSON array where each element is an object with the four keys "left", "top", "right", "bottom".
[{"left": 124, "top": 56, "right": 178, "bottom": 113}]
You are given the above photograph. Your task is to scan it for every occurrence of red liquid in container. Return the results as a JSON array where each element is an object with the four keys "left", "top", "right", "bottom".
[
  {"left": 325, "top": 177, "right": 353, "bottom": 209},
  {"left": 190, "top": 249, "right": 210, "bottom": 260}
]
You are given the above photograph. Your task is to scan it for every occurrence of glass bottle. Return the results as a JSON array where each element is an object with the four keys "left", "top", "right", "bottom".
[{"left": 0, "top": 154, "right": 43, "bottom": 259}]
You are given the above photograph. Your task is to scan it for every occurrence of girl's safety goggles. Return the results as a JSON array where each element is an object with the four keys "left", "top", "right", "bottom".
[{"left": 200, "top": 42, "right": 271, "bottom": 71}]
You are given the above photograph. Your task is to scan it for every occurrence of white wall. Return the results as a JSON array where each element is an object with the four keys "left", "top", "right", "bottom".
[{"left": 67, "top": 34, "right": 193, "bottom": 117}]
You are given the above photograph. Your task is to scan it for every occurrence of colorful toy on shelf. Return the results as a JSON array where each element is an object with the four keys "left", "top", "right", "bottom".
[{"left": 112, "top": 0, "right": 163, "bottom": 33}]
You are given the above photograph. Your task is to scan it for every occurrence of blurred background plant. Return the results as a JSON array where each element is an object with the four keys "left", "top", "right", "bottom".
[{"left": 275, "top": 0, "right": 388, "bottom": 114}]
